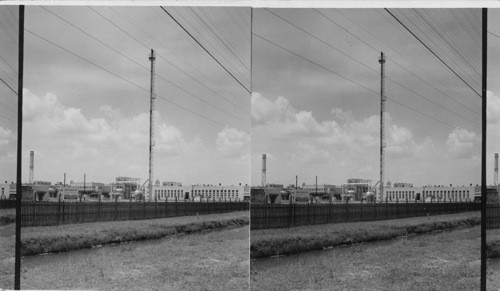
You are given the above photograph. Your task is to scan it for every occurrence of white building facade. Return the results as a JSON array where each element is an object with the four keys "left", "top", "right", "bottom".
[
  {"left": 385, "top": 184, "right": 477, "bottom": 202},
  {"left": 153, "top": 184, "right": 250, "bottom": 202}
]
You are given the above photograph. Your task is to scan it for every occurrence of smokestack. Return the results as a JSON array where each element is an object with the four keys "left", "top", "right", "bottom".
[
  {"left": 29, "top": 150, "right": 34, "bottom": 184},
  {"left": 262, "top": 154, "right": 266, "bottom": 187},
  {"left": 495, "top": 153, "right": 499, "bottom": 187}
]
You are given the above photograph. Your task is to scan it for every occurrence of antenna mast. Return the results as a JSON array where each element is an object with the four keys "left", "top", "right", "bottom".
[
  {"left": 149, "top": 49, "right": 156, "bottom": 202},
  {"left": 494, "top": 153, "right": 498, "bottom": 187},
  {"left": 379, "top": 52, "right": 386, "bottom": 203}
]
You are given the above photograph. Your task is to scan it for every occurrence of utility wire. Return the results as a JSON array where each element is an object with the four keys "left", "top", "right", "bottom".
[
  {"left": 150, "top": 7, "right": 250, "bottom": 108},
  {"left": 399, "top": 10, "right": 481, "bottom": 89},
  {"left": 190, "top": 7, "right": 250, "bottom": 72},
  {"left": 333, "top": 9, "right": 480, "bottom": 114},
  {"left": 253, "top": 33, "right": 379, "bottom": 95},
  {"left": 40, "top": 7, "right": 248, "bottom": 122},
  {"left": 385, "top": 8, "right": 481, "bottom": 98},
  {"left": 489, "top": 31, "right": 500, "bottom": 40},
  {"left": 88, "top": 7, "right": 150, "bottom": 50},
  {"left": 101, "top": 7, "right": 250, "bottom": 113},
  {"left": 173, "top": 8, "right": 250, "bottom": 86},
  {"left": 26, "top": 28, "right": 245, "bottom": 131},
  {"left": 264, "top": 8, "right": 480, "bottom": 125},
  {"left": 160, "top": 6, "right": 251, "bottom": 94},
  {"left": 0, "top": 76, "right": 16, "bottom": 95},
  {"left": 254, "top": 32, "right": 466, "bottom": 130}
]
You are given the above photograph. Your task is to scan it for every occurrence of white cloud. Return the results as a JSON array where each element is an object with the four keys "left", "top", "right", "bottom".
[
  {"left": 488, "top": 90, "right": 500, "bottom": 124},
  {"left": 216, "top": 126, "right": 250, "bottom": 157},
  {"left": 446, "top": 127, "right": 479, "bottom": 159},
  {"left": 22, "top": 89, "right": 245, "bottom": 184},
  {"left": 251, "top": 92, "right": 478, "bottom": 186}
]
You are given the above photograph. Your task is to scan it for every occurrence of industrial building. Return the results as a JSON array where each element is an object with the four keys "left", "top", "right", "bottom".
[
  {"left": 153, "top": 182, "right": 250, "bottom": 202},
  {"left": 69, "top": 182, "right": 111, "bottom": 199},
  {"left": 384, "top": 183, "right": 478, "bottom": 202},
  {"left": 111, "top": 177, "right": 141, "bottom": 200}
]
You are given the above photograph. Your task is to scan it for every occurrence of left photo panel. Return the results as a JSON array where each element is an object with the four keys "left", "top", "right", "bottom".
[
  {"left": 0, "top": 5, "right": 19, "bottom": 290},
  {"left": 19, "top": 6, "right": 250, "bottom": 290}
]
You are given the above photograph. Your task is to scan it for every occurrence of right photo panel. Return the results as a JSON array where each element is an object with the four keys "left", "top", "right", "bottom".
[
  {"left": 487, "top": 7, "right": 500, "bottom": 289},
  {"left": 250, "top": 8, "right": 483, "bottom": 290}
]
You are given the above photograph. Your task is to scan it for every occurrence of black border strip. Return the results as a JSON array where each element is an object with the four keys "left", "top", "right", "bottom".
[
  {"left": 481, "top": 7, "right": 487, "bottom": 291},
  {"left": 14, "top": 5, "right": 24, "bottom": 291}
]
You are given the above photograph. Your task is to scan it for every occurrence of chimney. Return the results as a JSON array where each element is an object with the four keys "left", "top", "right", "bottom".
[
  {"left": 29, "top": 150, "right": 34, "bottom": 184},
  {"left": 262, "top": 154, "right": 267, "bottom": 187}
]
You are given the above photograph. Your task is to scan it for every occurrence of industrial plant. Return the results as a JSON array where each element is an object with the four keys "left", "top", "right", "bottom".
[
  {"left": 0, "top": 150, "right": 250, "bottom": 202},
  {"left": 251, "top": 152, "right": 500, "bottom": 204}
]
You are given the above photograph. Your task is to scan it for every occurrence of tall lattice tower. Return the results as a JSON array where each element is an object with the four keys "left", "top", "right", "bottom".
[
  {"left": 379, "top": 52, "right": 386, "bottom": 202},
  {"left": 494, "top": 153, "right": 498, "bottom": 187},
  {"left": 29, "top": 150, "right": 34, "bottom": 184},
  {"left": 148, "top": 49, "right": 156, "bottom": 202},
  {"left": 262, "top": 154, "right": 266, "bottom": 188}
]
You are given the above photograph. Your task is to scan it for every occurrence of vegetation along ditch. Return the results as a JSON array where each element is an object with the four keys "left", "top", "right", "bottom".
[
  {"left": 251, "top": 212, "right": 482, "bottom": 259},
  {"left": 22, "top": 212, "right": 249, "bottom": 256}
]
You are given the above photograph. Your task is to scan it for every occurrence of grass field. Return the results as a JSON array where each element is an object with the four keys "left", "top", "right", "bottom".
[
  {"left": 0, "top": 209, "right": 15, "bottom": 226},
  {"left": 22, "top": 211, "right": 249, "bottom": 256},
  {"left": 22, "top": 225, "right": 249, "bottom": 290},
  {"left": 0, "top": 223, "right": 14, "bottom": 289},
  {"left": 251, "top": 226, "right": 496, "bottom": 290},
  {"left": 251, "top": 212, "right": 479, "bottom": 259}
]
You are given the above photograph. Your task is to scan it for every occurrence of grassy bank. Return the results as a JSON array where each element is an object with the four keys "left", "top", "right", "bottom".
[
  {"left": 22, "top": 226, "right": 249, "bottom": 290},
  {"left": 22, "top": 211, "right": 248, "bottom": 256},
  {"left": 487, "top": 230, "right": 500, "bottom": 259},
  {"left": 251, "top": 212, "right": 479, "bottom": 259},
  {"left": 0, "top": 223, "right": 14, "bottom": 289},
  {"left": 251, "top": 226, "right": 484, "bottom": 290},
  {"left": 0, "top": 209, "right": 15, "bottom": 226}
]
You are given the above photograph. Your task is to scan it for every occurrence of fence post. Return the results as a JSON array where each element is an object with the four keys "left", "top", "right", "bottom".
[
  {"left": 308, "top": 203, "right": 311, "bottom": 225},
  {"left": 57, "top": 196, "right": 61, "bottom": 225},
  {"left": 406, "top": 197, "right": 409, "bottom": 218},
  {"left": 62, "top": 201, "right": 65, "bottom": 224},
  {"left": 112, "top": 197, "right": 116, "bottom": 221},
  {"left": 329, "top": 199, "right": 332, "bottom": 223},
  {"left": 360, "top": 199, "right": 363, "bottom": 222},
  {"left": 345, "top": 199, "right": 348, "bottom": 222}
]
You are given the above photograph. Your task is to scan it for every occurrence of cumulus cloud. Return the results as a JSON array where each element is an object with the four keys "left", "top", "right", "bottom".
[
  {"left": 0, "top": 126, "right": 14, "bottom": 157},
  {"left": 251, "top": 92, "right": 477, "bottom": 186},
  {"left": 446, "top": 127, "right": 479, "bottom": 159},
  {"left": 488, "top": 90, "right": 500, "bottom": 124},
  {"left": 21, "top": 89, "right": 226, "bottom": 183},
  {"left": 216, "top": 126, "right": 250, "bottom": 157}
]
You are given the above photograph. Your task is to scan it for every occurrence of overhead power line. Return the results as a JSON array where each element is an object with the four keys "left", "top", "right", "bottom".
[
  {"left": 38, "top": 7, "right": 248, "bottom": 123},
  {"left": 254, "top": 32, "right": 467, "bottom": 131},
  {"left": 321, "top": 9, "right": 480, "bottom": 115},
  {"left": 489, "top": 31, "right": 500, "bottom": 40},
  {"left": 106, "top": 7, "right": 249, "bottom": 113},
  {"left": 384, "top": 8, "right": 481, "bottom": 98},
  {"left": 160, "top": 6, "right": 251, "bottom": 94},
  {"left": 263, "top": 9, "right": 479, "bottom": 125},
  {"left": 84, "top": 7, "right": 249, "bottom": 114},
  {"left": 0, "top": 76, "right": 16, "bottom": 95},
  {"left": 26, "top": 28, "right": 245, "bottom": 131}
]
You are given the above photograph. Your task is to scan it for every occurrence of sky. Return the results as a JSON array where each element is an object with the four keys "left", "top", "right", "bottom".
[
  {"left": 1, "top": 6, "right": 500, "bottom": 188},
  {"left": 1, "top": 6, "right": 251, "bottom": 186},
  {"left": 251, "top": 8, "right": 485, "bottom": 187}
]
